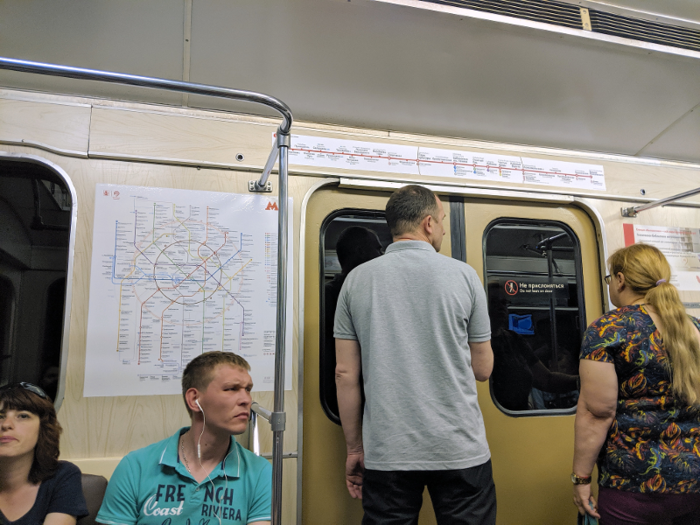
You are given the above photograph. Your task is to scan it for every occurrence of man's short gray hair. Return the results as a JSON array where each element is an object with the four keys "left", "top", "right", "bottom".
[{"left": 385, "top": 185, "right": 439, "bottom": 237}]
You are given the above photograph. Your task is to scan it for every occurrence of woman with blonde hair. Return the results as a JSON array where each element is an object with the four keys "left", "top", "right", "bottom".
[{"left": 573, "top": 244, "right": 700, "bottom": 524}]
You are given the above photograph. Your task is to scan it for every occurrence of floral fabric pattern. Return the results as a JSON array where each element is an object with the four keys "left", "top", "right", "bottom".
[{"left": 580, "top": 305, "right": 700, "bottom": 493}]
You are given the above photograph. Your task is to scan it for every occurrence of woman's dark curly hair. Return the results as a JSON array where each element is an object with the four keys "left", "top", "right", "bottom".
[{"left": 0, "top": 385, "right": 62, "bottom": 483}]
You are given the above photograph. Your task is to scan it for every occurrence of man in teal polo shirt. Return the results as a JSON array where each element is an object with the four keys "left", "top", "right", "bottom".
[{"left": 97, "top": 352, "right": 272, "bottom": 525}]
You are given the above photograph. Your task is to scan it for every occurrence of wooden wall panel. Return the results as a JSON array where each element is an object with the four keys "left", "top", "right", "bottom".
[
  {"left": 89, "top": 106, "right": 277, "bottom": 170},
  {"left": 4, "top": 89, "right": 699, "bottom": 208},
  {"left": 0, "top": 95, "right": 90, "bottom": 156}
]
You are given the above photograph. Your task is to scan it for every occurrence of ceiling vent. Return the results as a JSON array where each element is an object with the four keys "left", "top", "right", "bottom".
[
  {"left": 421, "top": 0, "right": 700, "bottom": 53},
  {"left": 589, "top": 10, "right": 700, "bottom": 52}
]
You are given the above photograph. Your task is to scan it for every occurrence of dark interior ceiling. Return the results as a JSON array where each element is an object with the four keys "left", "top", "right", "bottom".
[
  {"left": 0, "top": 161, "right": 71, "bottom": 251},
  {"left": 0, "top": 0, "right": 699, "bottom": 165}
]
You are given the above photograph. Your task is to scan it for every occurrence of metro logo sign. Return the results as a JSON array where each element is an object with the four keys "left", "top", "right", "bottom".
[{"left": 265, "top": 201, "right": 279, "bottom": 211}]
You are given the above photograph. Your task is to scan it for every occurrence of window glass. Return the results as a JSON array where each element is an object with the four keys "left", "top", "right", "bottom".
[
  {"left": 0, "top": 160, "right": 72, "bottom": 403},
  {"left": 0, "top": 277, "right": 13, "bottom": 384},
  {"left": 319, "top": 210, "right": 391, "bottom": 424},
  {"left": 484, "top": 220, "right": 584, "bottom": 415}
]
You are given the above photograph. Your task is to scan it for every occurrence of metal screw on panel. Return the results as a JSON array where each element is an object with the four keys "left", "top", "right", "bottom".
[
  {"left": 236, "top": 153, "right": 245, "bottom": 162},
  {"left": 640, "top": 189, "right": 646, "bottom": 196}
]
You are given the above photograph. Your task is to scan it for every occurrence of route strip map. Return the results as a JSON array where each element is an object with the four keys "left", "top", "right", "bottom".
[
  {"left": 84, "top": 185, "right": 292, "bottom": 397},
  {"left": 285, "top": 134, "right": 606, "bottom": 191}
]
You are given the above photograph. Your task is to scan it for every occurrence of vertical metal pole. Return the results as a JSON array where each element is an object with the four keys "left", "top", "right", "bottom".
[
  {"left": 271, "top": 134, "right": 290, "bottom": 525},
  {"left": 546, "top": 248, "right": 560, "bottom": 374}
]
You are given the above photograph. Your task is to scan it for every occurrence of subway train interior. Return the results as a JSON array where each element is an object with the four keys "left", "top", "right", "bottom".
[{"left": 1, "top": 0, "right": 700, "bottom": 523}]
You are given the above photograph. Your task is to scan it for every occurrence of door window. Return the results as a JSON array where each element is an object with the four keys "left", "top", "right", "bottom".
[
  {"left": 319, "top": 210, "right": 391, "bottom": 424},
  {"left": 0, "top": 160, "right": 73, "bottom": 402},
  {"left": 483, "top": 219, "right": 584, "bottom": 415}
]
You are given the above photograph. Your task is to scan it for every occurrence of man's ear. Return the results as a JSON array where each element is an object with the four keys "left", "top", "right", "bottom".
[
  {"left": 185, "top": 388, "right": 200, "bottom": 413},
  {"left": 422, "top": 214, "right": 434, "bottom": 236}
]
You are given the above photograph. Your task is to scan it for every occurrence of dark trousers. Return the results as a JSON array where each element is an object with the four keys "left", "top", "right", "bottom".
[
  {"left": 362, "top": 460, "right": 496, "bottom": 525},
  {"left": 598, "top": 487, "right": 700, "bottom": 525}
]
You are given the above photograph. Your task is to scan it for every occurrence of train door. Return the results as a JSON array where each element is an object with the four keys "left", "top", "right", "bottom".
[
  {"left": 463, "top": 197, "right": 603, "bottom": 525},
  {"left": 301, "top": 185, "right": 603, "bottom": 524}
]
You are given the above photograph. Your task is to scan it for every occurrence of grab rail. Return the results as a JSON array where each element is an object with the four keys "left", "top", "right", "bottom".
[
  {"left": 621, "top": 186, "right": 700, "bottom": 217},
  {"left": 250, "top": 402, "right": 273, "bottom": 456},
  {"left": 0, "top": 57, "right": 292, "bottom": 188},
  {"left": 0, "top": 56, "right": 292, "bottom": 525}
]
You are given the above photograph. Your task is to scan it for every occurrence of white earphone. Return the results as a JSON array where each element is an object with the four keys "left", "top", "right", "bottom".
[
  {"left": 193, "top": 396, "right": 226, "bottom": 525},
  {"left": 195, "top": 399, "right": 204, "bottom": 459}
]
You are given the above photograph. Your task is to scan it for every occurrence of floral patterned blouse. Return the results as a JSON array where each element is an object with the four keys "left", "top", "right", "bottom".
[{"left": 580, "top": 304, "right": 700, "bottom": 493}]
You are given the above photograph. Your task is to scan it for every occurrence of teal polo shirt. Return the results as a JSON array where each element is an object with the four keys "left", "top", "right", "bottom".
[{"left": 97, "top": 427, "right": 272, "bottom": 525}]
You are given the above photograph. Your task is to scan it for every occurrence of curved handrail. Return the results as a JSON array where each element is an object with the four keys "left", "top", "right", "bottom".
[
  {"left": 0, "top": 57, "right": 292, "bottom": 133},
  {"left": 0, "top": 57, "right": 293, "bottom": 188},
  {"left": 250, "top": 402, "right": 273, "bottom": 457}
]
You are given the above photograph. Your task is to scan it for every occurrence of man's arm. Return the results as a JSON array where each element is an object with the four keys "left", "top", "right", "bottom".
[
  {"left": 96, "top": 456, "right": 139, "bottom": 525},
  {"left": 335, "top": 338, "right": 364, "bottom": 499},
  {"left": 470, "top": 340, "right": 494, "bottom": 381},
  {"left": 247, "top": 458, "right": 272, "bottom": 525}
]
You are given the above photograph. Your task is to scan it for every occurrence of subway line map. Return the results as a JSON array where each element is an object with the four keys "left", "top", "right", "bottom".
[
  {"left": 285, "top": 134, "right": 606, "bottom": 191},
  {"left": 84, "top": 184, "right": 292, "bottom": 397}
]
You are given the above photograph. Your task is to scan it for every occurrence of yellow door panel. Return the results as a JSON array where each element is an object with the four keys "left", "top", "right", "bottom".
[{"left": 465, "top": 198, "right": 603, "bottom": 525}]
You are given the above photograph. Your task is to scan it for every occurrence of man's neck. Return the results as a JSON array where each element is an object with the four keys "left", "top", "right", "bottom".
[
  {"left": 393, "top": 231, "right": 430, "bottom": 244},
  {"left": 181, "top": 425, "right": 232, "bottom": 481}
]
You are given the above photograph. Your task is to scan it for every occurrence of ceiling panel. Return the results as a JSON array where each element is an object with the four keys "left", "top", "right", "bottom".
[
  {"left": 636, "top": 104, "right": 700, "bottom": 162},
  {"left": 0, "top": 0, "right": 699, "bottom": 164},
  {"left": 0, "top": 0, "right": 186, "bottom": 105},
  {"left": 189, "top": 0, "right": 700, "bottom": 158}
]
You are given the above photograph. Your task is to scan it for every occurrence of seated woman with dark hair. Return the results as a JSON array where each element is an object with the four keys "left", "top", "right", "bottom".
[{"left": 0, "top": 383, "right": 88, "bottom": 525}]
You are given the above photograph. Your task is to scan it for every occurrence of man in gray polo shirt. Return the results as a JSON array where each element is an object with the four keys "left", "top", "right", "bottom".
[{"left": 334, "top": 184, "right": 496, "bottom": 524}]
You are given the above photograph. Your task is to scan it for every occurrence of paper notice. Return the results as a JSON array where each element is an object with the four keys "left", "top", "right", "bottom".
[{"left": 623, "top": 224, "right": 700, "bottom": 291}]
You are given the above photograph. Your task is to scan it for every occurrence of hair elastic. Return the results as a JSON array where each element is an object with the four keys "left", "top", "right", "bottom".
[{"left": 656, "top": 279, "right": 667, "bottom": 286}]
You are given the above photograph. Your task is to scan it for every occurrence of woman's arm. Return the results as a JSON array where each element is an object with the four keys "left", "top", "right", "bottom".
[
  {"left": 572, "top": 359, "right": 618, "bottom": 518},
  {"left": 44, "top": 513, "right": 77, "bottom": 525}
]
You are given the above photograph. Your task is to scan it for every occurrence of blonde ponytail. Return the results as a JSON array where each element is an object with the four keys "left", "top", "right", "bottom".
[
  {"left": 609, "top": 244, "right": 700, "bottom": 405},
  {"left": 646, "top": 282, "right": 700, "bottom": 405}
]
